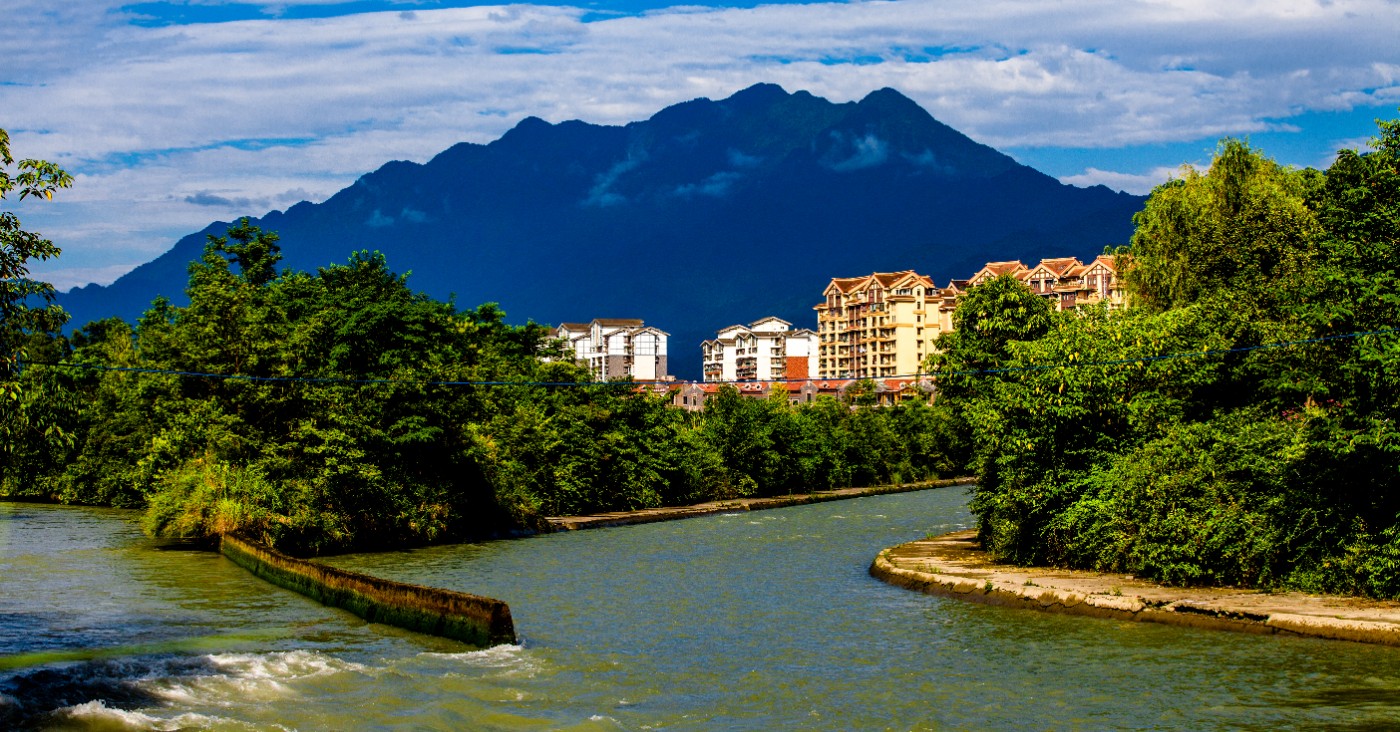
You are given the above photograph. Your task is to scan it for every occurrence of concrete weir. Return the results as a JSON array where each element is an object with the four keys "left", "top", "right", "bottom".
[
  {"left": 872, "top": 530, "right": 1400, "bottom": 647},
  {"left": 220, "top": 533, "right": 516, "bottom": 647},
  {"left": 547, "top": 477, "right": 975, "bottom": 531}
]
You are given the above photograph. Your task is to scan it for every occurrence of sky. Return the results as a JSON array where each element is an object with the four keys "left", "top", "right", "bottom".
[{"left": 4, "top": 0, "right": 1398, "bottom": 291}]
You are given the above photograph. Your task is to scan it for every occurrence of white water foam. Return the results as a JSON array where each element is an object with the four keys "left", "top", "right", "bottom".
[
  {"left": 152, "top": 649, "right": 372, "bottom": 710},
  {"left": 206, "top": 649, "right": 367, "bottom": 680},
  {"left": 416, "top": 642, "right": 545, "bottom": 682},
  {"left": 421, "top": 642, "right": 526, "bottom": 667},
  {"left": 63, "top": 699, "right": 245, "bottom": 730}
]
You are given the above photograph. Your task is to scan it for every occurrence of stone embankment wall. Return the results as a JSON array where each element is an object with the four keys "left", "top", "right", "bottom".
[
  {"left": 871, "top": 530, "right": 1400, "bottom": 647},
  {"left": 220, "top": 533, "right": 515, "bottom": 647}
]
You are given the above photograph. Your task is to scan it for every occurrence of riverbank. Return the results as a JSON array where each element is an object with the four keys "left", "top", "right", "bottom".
[
  {"left": 872, "top": 530, "right": 1400, "bottom": 647},
  {"left": 545, "top": 477, "right": 974, "bottom": 531}
]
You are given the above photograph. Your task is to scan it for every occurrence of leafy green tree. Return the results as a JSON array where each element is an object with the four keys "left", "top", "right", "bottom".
[
  {"left": 928, "top": 274, "right": 1059, "bottom": 402},
  {"left": 935, "top": 121, "right": 1400, "bottom": 598},
  {"left": 1122, "top": 139, "right": 1320, "bottom": 315},
  {"left": 16, "top": 212, "right": 970, "bottom": 550},
  {"left": 1, "top": 129, "right": 73, "bottom": 472}
]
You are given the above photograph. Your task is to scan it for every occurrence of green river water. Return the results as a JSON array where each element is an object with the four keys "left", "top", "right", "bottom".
[{"left": 4, "top": 488, "right": 1400, "bottom": 730}]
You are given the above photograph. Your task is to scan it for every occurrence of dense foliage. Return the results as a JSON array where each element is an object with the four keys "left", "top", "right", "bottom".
[
  {"left": 2, "top": 219, "right": 961, "bottom": 553},
  {"left": 933, "top": 119, "right": 1400, "bottom": 597},
  {"left": 2, "top": 129, "right": 73, "bottom": 460}
]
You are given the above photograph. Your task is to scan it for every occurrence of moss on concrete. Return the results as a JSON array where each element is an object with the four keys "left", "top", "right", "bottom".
[{"left": 220, "top": 533, "right": 515, "bottom": 647}]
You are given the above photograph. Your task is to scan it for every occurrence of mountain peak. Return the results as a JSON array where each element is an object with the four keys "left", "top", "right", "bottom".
[
  {"left": 500, "top": 115, "right": 554, "bottom": 141},
  {"left": 727, "top": 82, "right": 791, "bottom": 105},
  {"left": 857, "top": 87, "right": 925, "bottom": 115},
  {"left": 59, "top": 85, "right": 1144, "bottom": 379}
]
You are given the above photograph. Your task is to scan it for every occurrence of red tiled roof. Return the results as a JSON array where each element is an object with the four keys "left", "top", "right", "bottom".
[
  {"left": 1033, "top": 257, "right": 1084, "bottom": 276},
  {"left": 1091, "top": 254, "right": 1119, "bottom": 272},
  {"left": 827, "top": 276, "right": 869, "bottom": 294},
  {"left": 982, "top": 260, "right": 1028, "bottom": 276}
]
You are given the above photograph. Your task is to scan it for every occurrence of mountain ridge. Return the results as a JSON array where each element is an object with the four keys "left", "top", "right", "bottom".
[{"left": 60, "top": 84, "right": 1144, "bottom": 379}]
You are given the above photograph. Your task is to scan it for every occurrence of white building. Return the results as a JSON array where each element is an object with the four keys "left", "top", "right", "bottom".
[
  {"left": 554, "top": 319, "right": 670, "bottom": 382},
  {"left": 701, "top": 316, "right": 818, "bottom": 383}
]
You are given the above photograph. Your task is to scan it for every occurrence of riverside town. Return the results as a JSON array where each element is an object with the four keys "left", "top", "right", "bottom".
[
  {"left": 555, "top": 254, "right": 1126, "bottom": 409},
  {"left": 4, "top": 76, "right": 1400, "bottom": 728}
]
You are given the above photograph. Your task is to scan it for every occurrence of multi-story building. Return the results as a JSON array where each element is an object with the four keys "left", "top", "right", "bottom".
[
  {"left": 553, "top": 318, "right": 670, "bottom": 382},
  {"left": 701, "top": 317, "right": 818, "bottom": 383},
  {"left": 814, "top": 271, "right": 942, "bottom": 379},
  {"left": 816, "top": 256, "right": 1125, "bottom": 380},
  {"left": 964, "top": 255, "right": 1125, "bottom": 312}
]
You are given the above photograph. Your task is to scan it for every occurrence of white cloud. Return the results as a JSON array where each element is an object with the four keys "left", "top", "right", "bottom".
[
  {"left": 824, "top": 133, "right": 889, "bottom": 171},
  {"left": 3, "top": 0, "right": 1398, "bottom": 286},
  {"left": 1059, "top": 166, "right": 1187, "bottom": 195},
  {"left": 28, "top": 263, "right": 151, "bottom": 291}
]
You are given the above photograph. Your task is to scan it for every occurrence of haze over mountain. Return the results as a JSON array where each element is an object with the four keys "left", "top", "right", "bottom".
[{"left": 61, "top": 83, "right": 1145, "bottom": 379}]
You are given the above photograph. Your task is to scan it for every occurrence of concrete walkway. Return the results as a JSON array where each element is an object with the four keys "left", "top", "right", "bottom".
[
  {"left": 872, "top": 529, "right": 1400, "bottom": 647},
  {"left": 545, "top": 477, "right": 974, "bottom": 531}
]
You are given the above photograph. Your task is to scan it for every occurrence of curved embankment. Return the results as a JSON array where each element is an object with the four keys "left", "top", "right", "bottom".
[
  {"left": 871, "top": 530, "right": 1400, "bottom": 647},
  {"left": 547, "top": 477, "right": 974, "bottom": 531},
  {"left": 220, "top": 534, "right": 515, "bottom": 647},
  {"left": 217, "top": 478, "right": 970, "bottom": 645}
]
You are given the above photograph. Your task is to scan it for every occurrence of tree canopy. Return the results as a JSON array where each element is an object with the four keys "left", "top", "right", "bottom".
[
  {"left": 1, "top": 128, "right": 73, "bottom": 457},
  {"left": 934, "top": 116, "right": 1400, "bottom": 597},
  {"left": 3, "top": 219, "right": 963, "bottom": 553}
]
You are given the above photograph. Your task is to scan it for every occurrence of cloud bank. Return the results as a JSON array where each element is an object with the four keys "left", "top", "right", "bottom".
[{"left": 3, "top": 0, "right": 1397, "bottom": 287}]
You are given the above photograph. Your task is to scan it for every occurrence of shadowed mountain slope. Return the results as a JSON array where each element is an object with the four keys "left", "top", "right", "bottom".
[{"left": 61, "top": 84, "right": 1145, "bottom": 379}]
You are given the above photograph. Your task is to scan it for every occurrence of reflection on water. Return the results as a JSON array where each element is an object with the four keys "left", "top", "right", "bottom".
[{"left": 5, "top": 491, "right": 1400, "bottom": 730}]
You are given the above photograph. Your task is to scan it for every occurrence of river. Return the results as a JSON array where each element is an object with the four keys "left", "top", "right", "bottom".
[{"left": 4, "top": 489, "right": 1400, "bottom": 730}]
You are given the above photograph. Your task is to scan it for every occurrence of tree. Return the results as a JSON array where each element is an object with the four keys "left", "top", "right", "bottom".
[
  {"left": 1121, "top": 139, "right": 1320, "bottom": 315},
  {"left": 1, "top": 128, "right": 73, "bottom": 451},
  {"left": 927, "top": 273, "right": 1058, "bottom": 400}
]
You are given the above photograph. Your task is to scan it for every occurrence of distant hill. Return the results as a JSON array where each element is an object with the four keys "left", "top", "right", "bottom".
[{"left": 60, "top": 83, "right": 1145, "bottom": 379}]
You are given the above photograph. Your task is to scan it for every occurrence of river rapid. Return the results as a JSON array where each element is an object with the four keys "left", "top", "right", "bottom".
[{"left": 5, "top": 489, "right": 1400, "bottom": 730}]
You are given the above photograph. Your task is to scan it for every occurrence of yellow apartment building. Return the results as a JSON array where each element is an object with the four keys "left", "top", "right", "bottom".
[
  {"left": 818, "top": 255, "right": 1125, "bottom": 379},
  {"left": 814, "top": 271, "right": 942, "bottom": 379}
]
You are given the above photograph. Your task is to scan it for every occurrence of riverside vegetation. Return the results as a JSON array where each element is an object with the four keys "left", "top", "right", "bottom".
[
  {"left": 1, "top": 136, "right": 965, "bottom": 552},
  {"left": 1, "top": 235, "right": 965, "bottom": 554},
  {"left": 4, "top": 115, "right": 1399, "bottom": 602},
  {"left": 931, "top": 115, "right": 1400, "bottom": 598}
]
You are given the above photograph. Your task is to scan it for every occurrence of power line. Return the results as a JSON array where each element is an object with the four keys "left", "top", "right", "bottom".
[
  {"left": 946, "top": 325, "right": 1400, "bottom": 378},
  {"left": 12, "top": 359, "right": 595, "bottom": 388},
  {"left": 14, "top": 325, "right": 1396, "bottom": 388}
]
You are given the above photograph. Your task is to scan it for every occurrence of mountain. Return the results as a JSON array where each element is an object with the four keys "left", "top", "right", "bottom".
[{"left": 60, "top": 83, "right": 1145, "bottom": 379}]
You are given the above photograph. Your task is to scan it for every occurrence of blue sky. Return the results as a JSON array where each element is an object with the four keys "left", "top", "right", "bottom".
[{"left": 4, "top": 0, "right": 1398, "bottom": 290}]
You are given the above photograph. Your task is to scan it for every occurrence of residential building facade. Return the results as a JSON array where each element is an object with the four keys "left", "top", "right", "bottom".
[
  {"left": 700, "top": 317, "right": 818, "bottom": 383},
  {"left": 964, "top": 255, "right": 1125, "bottom": 312},
  {"left": 814, "top": 271, "right": 942, "bottom": 379},
  {"left": 553, "top": 318, "right": 670, "bottom": 382},
  {"left": 815, "top": 256, "right": 1125, "bottom": 380}
]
